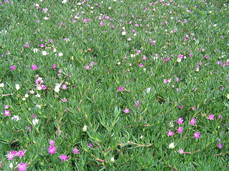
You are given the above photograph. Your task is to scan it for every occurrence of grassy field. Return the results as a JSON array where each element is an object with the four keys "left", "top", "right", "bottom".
[{"left": 0, "top": 0, "right": 228, "bottom": 170}]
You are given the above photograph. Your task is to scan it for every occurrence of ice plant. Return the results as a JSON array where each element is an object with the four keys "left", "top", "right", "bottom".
[
  {"left": 48, "top": 146, "right": 57, "bottom": 154},
  {"left": 177, "top": 127, "right": 183, "bottom": 134},
  {"left": 4, "top": 110, "right": 10, "bottom": 116},
  {"left": 194, "top": 132, "right": 201, "bottom": 139},
  {"left": 123, "top": 108, "right": 130, "bottom": 114},
  {"left": 31, "top": 64, "right": 38, "bottom": 70},
  {"left": 17, "top": 150, "right": 26, "bottom": 158},
  {"left": 118, "top": 86, "right": 124, "bottom": 92},
  {"left": 10, "top": 65, "right": 16, "bottom": 70},
  {"left": 177, "top": 118, "right": 183, "bottom": 124},
  {"left": 208, "top": 114, "right": 214, "bottom": 120},
  {"left": 189, "top": 118, "right": 196, "bottom": 125},
  {"left": 167, "top": 130, "right": 175, "bottom": 136},
  {"left": 59, "top": 154, "right": 68, "bottom": 161},
  {"left": 17, "top": 163, "right": 28, "bottom": 171},
  {"left": 73, "top": 148, "right": 79, "bottom": 154},
  {"left": 217, "top": 144, "right": 223, "bottom": 149},
  {"left": 49, "top": 140, "right": 55, "bottom": 146}
]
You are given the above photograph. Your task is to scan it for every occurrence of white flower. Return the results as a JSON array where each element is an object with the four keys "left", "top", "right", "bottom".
[
  {"left": 32, "top": 119, "right": 39, "bottom": 125},
  {"left": 22, "top": 98, "right": 26, "bottom": 101},
  {"left": 0, "top": 83, "right": 4, "bottom": 87},
  {"left": 146, "top": 87, "right": 151, "bottom": 93},
  {"left": 58, "top": 52, "right": 63, "bottom": 57},
  {"left": 62, "top": 0, "right": 67, "bottom": 3},
  {"left": 42, "top": 51, "right": 48, "bottom": 56},
  {"left": 82, "top": 124, "right": 87, "bottom": 132},
  {"left": 9, "top": 163, "right": 13, "bottom": 169},
  {"left": 227, "top": 94, "right": 229, "bottom": 99},
  {"left": 15, "top": 84, "right": 20, "bottom": 90},
  {"left": 111, "top": 157, "right": 115, "bottom": 162},
  {"left": 54, "top": 84, "right": 61, "bottom": 93},
  {"left": 35, "top": 94, "right": 41, "bottom": 98},
  {"left": 25, "top": 94, "right": 29, "bottom": 98},
  {"left": 168, "top": 142, "right": 175, "bottom": 149},
  {"left": 11, "top": 115, "right": 20, "bottom": 121},
  {"left": 33, "top": 48, "right": 39, "bottom": 53},
  {"left": 53, "top": 48, "right": 57, "bottom": 52},
  {"left": 43, "top": 17, "right": 49, "bottom": 20},
  {"left": 169, "top": 121, "right": 174, "bottom": 127},
  {"left": 177, "top": 58, "right": 182, "bottom": 62},
  {"left": 30, "top": 90, "right": 35, "bottom": 94},
  {"left": 122, "top": 30, "right": 126, "bottom": 35}
]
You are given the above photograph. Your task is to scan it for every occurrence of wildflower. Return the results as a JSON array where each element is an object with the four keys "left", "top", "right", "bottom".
[
  {"left": 32, "top": 119, "right": 39, "bottom": 125},
  {"left": 4, "top": 105, "right": 9, "bottom": 109},
  {"left": 0, "top": 83, "right": 4, "bottom": 87},
  {"left": 169, "top": 121, "right": 174, "bottom": 127},
  {"left": 123, "top": 108, "right": 130, "bottom": 114},
  {"left": 168, "top": 142, "right": 175, "bottom": 149},
  {"left": 178, "top": 149, "right": 184, "bottom": 154},
  {"left": 4, "top": 110, "right": 10, "bottom": 116},
  {"left": 11, "top": 115, "right": 20, "bottom": 121},
  {"left": 82, "top": 125, "right": 87, "bottom": 132},
  {"left": 135, "top": 100, "right": 140, "bottom": 107},
  {"left": 15, "top": 84, "right": 20, "bottom": 90},
  {"left": 85, "top": 65, "right": 90, "bottom": 70},
  {"left": 139, "top": 63, "right": 144, "bottom": 67},
  {"left": 10, "top": 65, "right": 16, "bottom": 70},
  {"left": 6, "top": 153, "right": 14, "bottom": 160},
  {"left": 31, "top": 64, "right": 38, "bottom": 70},
  {"left": 62, "top": 84, "right": 67, "bottom": 90},
  {"left": 89, "top": 61, "right": 95, "bottom": 67},
  {"left": 49, "top": 140, "right": 55, "bottom": 146},
  {"left": 118, "top": 86, "right": 124, "bottom": 92},
  {"left": 177, "top": 118, "right": 183, "bottom": 124},
  {"left": 59, "top": 154, "right": 68, "bottom": 161},
  {"left": 73, "top": 148, "right": 79, "bottom": 154},
  {"left": 54, "top": 84, "right": 61, "bottom": 93},
  {"left": 48, "top": 146, "right": 57, "bottom": 154},
  {"left": 61, "top": 98, "right": 67, "bottom": 102},
  {"left": 88, "top": 143, "right": 93, "bottom": 148},
  {"left": 217, "top": 144, "right": 223, "bottom": 149},
  {"left": 42, "top": 51, "right": 48, "bottom": 55},
  {"left": 111, "top": 157, "right": 115, "bottom": 162},
  {"left": 17, "top": 150, "right": 26, "bottom": 157},
  {"left": 167, "top": 130, "right": 175, "bottom": 136},
  {"left": 52, "top": 64, "right": 57, "bottom": 69},
  {"left": 145, "top": 87, "right": 151, "bottom": 93},
  {"left": 194, "top": 132, "right": 201, "bottom": 139},
  {"left": 62, "top": 0, "right": 67, "bottom": 3},
  {"left": 58, "top": 52, "right": 63, "bottom": 57},
  {"left": 189, "top": 118, "right": 196, "bottom": 125},
  {"left": 177, "top": 127, "right": 183, "bottom": 134},
  {"left": 218, "top": 115, "right": 222, "bottom": 119},
  {"left": 17, "top": 163, "right": 28, "bottom": 171},
  {"left": 208, "top": 114, "right": 214, "bottom": 120}
]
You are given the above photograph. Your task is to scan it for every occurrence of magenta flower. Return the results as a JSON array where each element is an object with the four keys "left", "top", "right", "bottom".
[
  {"left": 167, "top": 130, "right": 175, "bottom": 136},
  {"left": 194, "top": 132, "right": 201, "bottom": 139},
  {"left": 52, "top": 64, "right": 57, "bottom": 69},
  {"left": 17, "top": 150, "right": 26, "bottom": 158},
  {"left": 24, "top": 43, "right": 30, "bottom": 48},
  {"left": 208, "top": 114, "right": 214, "bottom": 120},
  {"left": 88, "top": 143, "right": 93, "bottom": 148},
  {"left": 6, "top": 153, "right": 14, "bottom": 160},
  {"left": 118, "top": 86, "right": 124, "bottom": 92},
  {"left": 73, "top": 148, "right": 79, "bottom": 154},
  {"left": 123, "top": 108, "right": 130, "bottom": 114},
  {"left": 31, "top": 64, "right": 38, "bottom": 70},
  {"left": 177, "top": 127, "right": 183, "bottom": 134},
  {"left": 189, "top": 118, "right": 196, "bottom": 125},
  {"left": 139, "top": 63, "right": 144, "bottom": 67},
  {"left": 177, "top": 118, "right": 183, "bottom": 125},
  {"left": 17, "top": 163, "right": 28, "bottom": 171},
  {"left": 135, "top": 100, "right": 140, "bottom": 107},
  {"left": 10, "top": 65, "right": 16, "bottom": 70},
  {"left": 218, "top": 115, "right": 222, "bottom": 119},
  {"left": 59, "top": 154, "right": 68, "bottom": 161},
  {"left": 217, "top": 144, "right": 223, "bottom": 149},
  {"left": 4, "top": 110, "right": 10, "bottom": 116},
  {"left": 48, "top": 145, "right": 56, "bottom": 154}
]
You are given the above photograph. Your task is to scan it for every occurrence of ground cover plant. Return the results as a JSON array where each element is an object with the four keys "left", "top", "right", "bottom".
[{"left": 0, "top": 0, "right": 228, "bottom": 170}]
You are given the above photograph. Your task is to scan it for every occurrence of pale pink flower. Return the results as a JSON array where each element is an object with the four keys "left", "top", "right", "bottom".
[
  {"left": 31, "top": 64, "right": 38, "bottom": 70},
  {"left": 118, "top": 86, "right": 124, "bottom": 92},
  {"left": 217, "top": 144, "right": 223, "bottom": 149},
  {"left": 177, "top": 118, "right": 183, "bottom": 125},
  {"left": 177, "top": 127, "right": 183, "bottom": 134},
  {"left": 59, "top": 154, "right": 68, "bottom": 161},
  {"left": 123, "top": 108, "right": 130, "bottom": 114},
  {"left": 17, "top": 163, "right": 28, "bottom": 171},
  {"left": 189, "top": 118, "right": 196, "bottom": 125},
  {"left": 17, "top": 150, "right": 26, "bottom": 157},
  {"left": 49, "top": 140, "right": 55, "bottom": 146},
  {"left": 208, "top": 114, "right": 214, "bottom": 120},
  {"left": 167, "top": 130, "right": 175, "bottom": 136},
  {"left": 85, "top": 65, "right": 90, "bottom": 70},
  {"left": 4, "top": 110, "right": 10, "bottom": 116},
  {"left": 178, "top": 149, "right": 184, "bottom": 154},
  {"left": 73, "top": 148, "right": 79, "bottom": 154}
]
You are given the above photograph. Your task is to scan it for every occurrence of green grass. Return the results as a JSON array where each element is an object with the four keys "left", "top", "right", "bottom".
[{"left": 0, "top": 0, "right": 228, "bottom": 170}]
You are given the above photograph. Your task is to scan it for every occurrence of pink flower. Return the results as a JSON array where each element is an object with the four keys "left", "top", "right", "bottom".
[
  {"left": 123, "top": 108, "right": 130, "bottom": 114},
  {"left": 217, "top": 144, "right": 223, "bottom": 149},
  {"left": 10, "top": 65, "right": 16, "bottom": 70},
  {"left": 89, "top": 61, "right": 95, "bottom": 67},
  {"left": 208, "top": 114, "right": 214, "bottom": 120},
  {"left": 135, "top": 100, "right": 140, "bottom": 107},
  {"left": 31, "top": 64, "right": 38, "bottom": 70},
  {"left": 218, "top": 115, "right": 222, "bottom": 119},
  {"left": 59, "top": 154, "right": 68, "bottom": 161},
  {"left": 49, "top": 140, "right": 55, "bottom": 146},
  {"left": 17, "top": 150, "right": 26, "bottom": 158},
  {"left": 194, "top": 132, "right": 200, "bottom": 139},
  {"left": 52, "top": 64, "right": 57, "bottom": 69},
  {"left": 17, "top": 163, "right": 28, "bottom": 171},
  {"left": 48, "top": 145, "right": 56, "bottom": 154},
  {"left": 62, "top": 84, "right": 67, "bottom": 90},
  {"left": 189, "top": 118, "right": 196, "bottom": 125},
  {"left": 61, "top": 98, "right": 67, "bottom": 102},
  {"left": 85, "top": 65, "right": 90, "bottom": 70},
  {"left": 4, "top": 110, "right": 10, "bottom": 116},
  {"left": 177, "top": 118, "right": 183, "bottom": 125},
  {"left": 88, "top": 143, "right": 93, "bottom": 148},
  {"left": 73, "top": 148, "right": 79, "bottom": 154},
  {"left": 24, "top": 43, "right": 30, "bottom": 48},
  {"left": 139, "top": 63, "right": 144, "bottom": 67},
  {"left": 178, "top": 149, "right": 184, "bottom": 154},
  {"left": 142, "top": 56, "right": 147, "bottom": 60},
  {"left": 167, "top": 130, "right": 175, "bottom": 136},
  {"left": 177, "top": 127, "right": 183, "bottom": 134},
  {"left": 6, "top": 153, "right": 14, "bottom": 160},
  {"left": 118, "top": 86, "right": 124, "bottom": 92},
  {"left": 4, "top": 105, "right": 9, "bottom": 109},
  {"left": 100, "top": 21, "right": 104, "bottom": 26}
]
